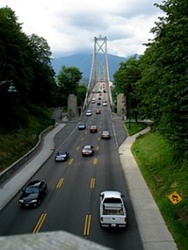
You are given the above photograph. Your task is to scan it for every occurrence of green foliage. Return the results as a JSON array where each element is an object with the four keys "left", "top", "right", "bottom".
[
  {"left": 132, "top": 131, "right": 188, "bottom": 250},
  {"left": 0, "top": 7, "right": 57, "bottom": 130},
  {"left": 56, "top": 66, "right": 83, "bottom": 106},
  {"left": 124, "top": 122, "right": 147, "bottom": 136},
  {"left": 76, "top": 84, "right": 87, "bottom": 106},
  {"left": 135, "top": 0, "right": 188, "bottom": 157},
  {"left": 0, "top": 106, "right": 52, "bottom": 172},
  {"left": 113, "top": 55, "right": 141, "bottom": 95},
  {"left": 113, "top": 55, "right": 142, "bottom": 120}
]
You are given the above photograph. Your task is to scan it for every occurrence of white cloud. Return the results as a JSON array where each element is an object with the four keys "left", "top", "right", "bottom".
[{"left": 0, "top": 0, "right": 164, "bottom": 57}]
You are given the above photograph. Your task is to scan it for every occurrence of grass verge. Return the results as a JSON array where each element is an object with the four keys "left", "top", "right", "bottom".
[
  {"left": 125, "top": 122, "right": 188, "bottom": 250},
  {"left": 124, "top": 121, "right": 147, "bottom": 136}
]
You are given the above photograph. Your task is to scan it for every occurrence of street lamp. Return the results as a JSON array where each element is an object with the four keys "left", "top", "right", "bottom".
[
  {"left": 0, "top": 80, "right": 17, "bottom": 93},
  {"left": 8, "top": 82, "right": 17, "bottom": 93},
  {"left": 128, "top": 92, "right": 131, "bottom": 128}
]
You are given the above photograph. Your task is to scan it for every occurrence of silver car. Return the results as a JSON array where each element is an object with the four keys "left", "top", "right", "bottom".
[
  {"left": 55, "top": 151, "right": 69, "bottom": 162},
  {"left": 82, "top": 145, "right": 94, "bottom": 156},
  {"left": 101, "top": 130, "right": 111, "bottom": 139}
]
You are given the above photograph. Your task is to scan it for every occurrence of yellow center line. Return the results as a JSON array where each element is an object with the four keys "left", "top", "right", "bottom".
[
  {"left": 76, "top": 146, "right": 80, "bottom": 151},
  {"left": 68, "top": 158, "right": 74, "bottom": 165},
  {"left": 33, "top": 212, "right": 47, "bottom": 233},
  {"left": 81, "top": 137, "right": 84, "bottom": 141},
  {"left": 96, "top": 145, "right": 99, "bottom": 151},
  {"left": 83, "top": 214, "right": 92, "bottom": 236},
  {"left": 90, "top": 178, "right": 95, "bottom": 189},
  {"left": 56, "top": 177, "right": 64, "bottom": 188},
  {"left": 93, "top": 157, "right": 98, "bottom": 165}
]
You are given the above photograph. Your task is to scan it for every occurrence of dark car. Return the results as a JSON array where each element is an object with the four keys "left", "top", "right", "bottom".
[
  {"left": 78, "top": 122, "right": 86, "bottom": 130},
  {"left": 18, "top": 180, "right": 47, "bottom": 207},
  {"left": 55, "top": 151, "right": 69, "bottom": 162}
]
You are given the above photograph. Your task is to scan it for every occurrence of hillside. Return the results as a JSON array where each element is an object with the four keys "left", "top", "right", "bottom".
[{"left": 51, "top": 53, "right": 130, "bottom": 80}]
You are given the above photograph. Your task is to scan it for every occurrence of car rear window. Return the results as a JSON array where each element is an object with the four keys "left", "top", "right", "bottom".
[{"left": 104, "top": 198, "right": 122, "bottom": 204}]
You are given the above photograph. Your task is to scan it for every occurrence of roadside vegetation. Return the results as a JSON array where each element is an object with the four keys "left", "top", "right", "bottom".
[
  {"left": 0, "top": 108, "right": 52, "bottom": 173},
  {"left": 125, "top": 122, "right": 188, "bottom": 250},
  {"left": 124, "top": 121, "right": 147, "bottom": 136}
]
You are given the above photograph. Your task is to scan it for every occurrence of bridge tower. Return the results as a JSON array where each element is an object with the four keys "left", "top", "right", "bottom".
[
  {"left": 83, "top": 35, "right": 111, "bottom": 110},
  {"left": 89, "top": 35, "right": 110, "bottom": 89}
]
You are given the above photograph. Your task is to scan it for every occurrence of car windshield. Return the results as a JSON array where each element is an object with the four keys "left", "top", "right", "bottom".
[
  {"left": 57, "top": 152, "right": 65, "bottom": 155},
  {"left": 25, "top": 186, "right": 39, "bottom": 194}
]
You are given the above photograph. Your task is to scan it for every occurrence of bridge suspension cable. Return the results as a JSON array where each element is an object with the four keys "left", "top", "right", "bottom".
[{"left": 83, "top": 35, "right": 111, "bottom": 110}]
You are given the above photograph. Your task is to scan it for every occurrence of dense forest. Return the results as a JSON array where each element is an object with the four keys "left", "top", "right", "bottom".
[
  {"left": 113, "top": 0, "right": 188, "bottom": 159},
  {"left": 0, "top": 7, "right": 56, "bottom": 129}
]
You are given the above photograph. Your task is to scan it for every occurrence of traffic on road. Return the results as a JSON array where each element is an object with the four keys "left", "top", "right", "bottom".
[{"left": 0, "top": 82, "right": 143, "bottom": 250}]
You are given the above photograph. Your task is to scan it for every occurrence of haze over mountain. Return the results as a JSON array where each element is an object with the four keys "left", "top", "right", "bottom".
[{"left": 51, "top": 53, "right": 134, "bottom": 80}]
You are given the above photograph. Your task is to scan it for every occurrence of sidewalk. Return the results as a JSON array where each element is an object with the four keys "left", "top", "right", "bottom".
[{"left": 0, "top": 123, "right": 177, "bottom": 250}]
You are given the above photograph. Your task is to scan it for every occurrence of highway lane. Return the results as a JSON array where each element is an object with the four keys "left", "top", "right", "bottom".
[{"left": 0, "top": 101, "right": 143, "bottom": 250}]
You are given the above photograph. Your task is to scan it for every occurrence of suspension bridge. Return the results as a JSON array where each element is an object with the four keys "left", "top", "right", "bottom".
[
  {"left": 67, "top": 35, "right": 125, "bottom": 120},
  {"left": 83, "top": 35, "right": 113, "bottom": 110}
]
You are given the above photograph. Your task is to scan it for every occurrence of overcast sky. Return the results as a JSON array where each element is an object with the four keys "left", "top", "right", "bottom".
[{"left": 1, "top": 0, "right": 164, "bottom": 58}]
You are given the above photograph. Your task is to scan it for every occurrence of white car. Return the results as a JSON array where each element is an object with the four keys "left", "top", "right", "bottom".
[
  {"left": 85, "top": 110, "right": 92, "bottom": 116},
  {"left": 99, "top": 190, "right": 128, "bottom": 228}
]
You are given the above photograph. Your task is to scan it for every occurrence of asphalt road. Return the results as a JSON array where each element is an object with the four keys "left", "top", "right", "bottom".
[{"left": 0, "top": 99, "right": 144, "bottom": 250}]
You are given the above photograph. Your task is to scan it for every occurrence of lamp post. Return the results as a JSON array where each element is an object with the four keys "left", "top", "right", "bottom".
[
  {"left": 0, "top": 80, "right": 17, "bottom": 93},
  {"left": 127, "top": 92, "right": 131, "bottom": 128}
]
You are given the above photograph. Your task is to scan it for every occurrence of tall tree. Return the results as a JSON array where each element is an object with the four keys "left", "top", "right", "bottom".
[
  {"left": 137, "top": 0, "right": 188, "bottom": 156},
  {"left": 28, "top": 34, "right": 56, "bottom": 105},
  {"left": 57, "top": 66, "right": 82, "bottom": 106},
  {"left": 113, "top": 55, "right": 141, "bottom": 120}
]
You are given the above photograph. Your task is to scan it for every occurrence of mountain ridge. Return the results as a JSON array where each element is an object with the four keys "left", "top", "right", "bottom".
[{"left": 51, "top": 53, "right": 133, "bottom": 80}]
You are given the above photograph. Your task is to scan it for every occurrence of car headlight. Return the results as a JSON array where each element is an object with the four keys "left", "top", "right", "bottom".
[
  {"left": 30, "top": 199, "right": 38, "bottom": 203},
  {"left": 19, "top": 199, "right": 24, "bottom": 203}
]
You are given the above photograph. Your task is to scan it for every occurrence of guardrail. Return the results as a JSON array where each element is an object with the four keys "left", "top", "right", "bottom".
[{"left": 0, "top": 126, "right": 53, "bottom": 185}]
